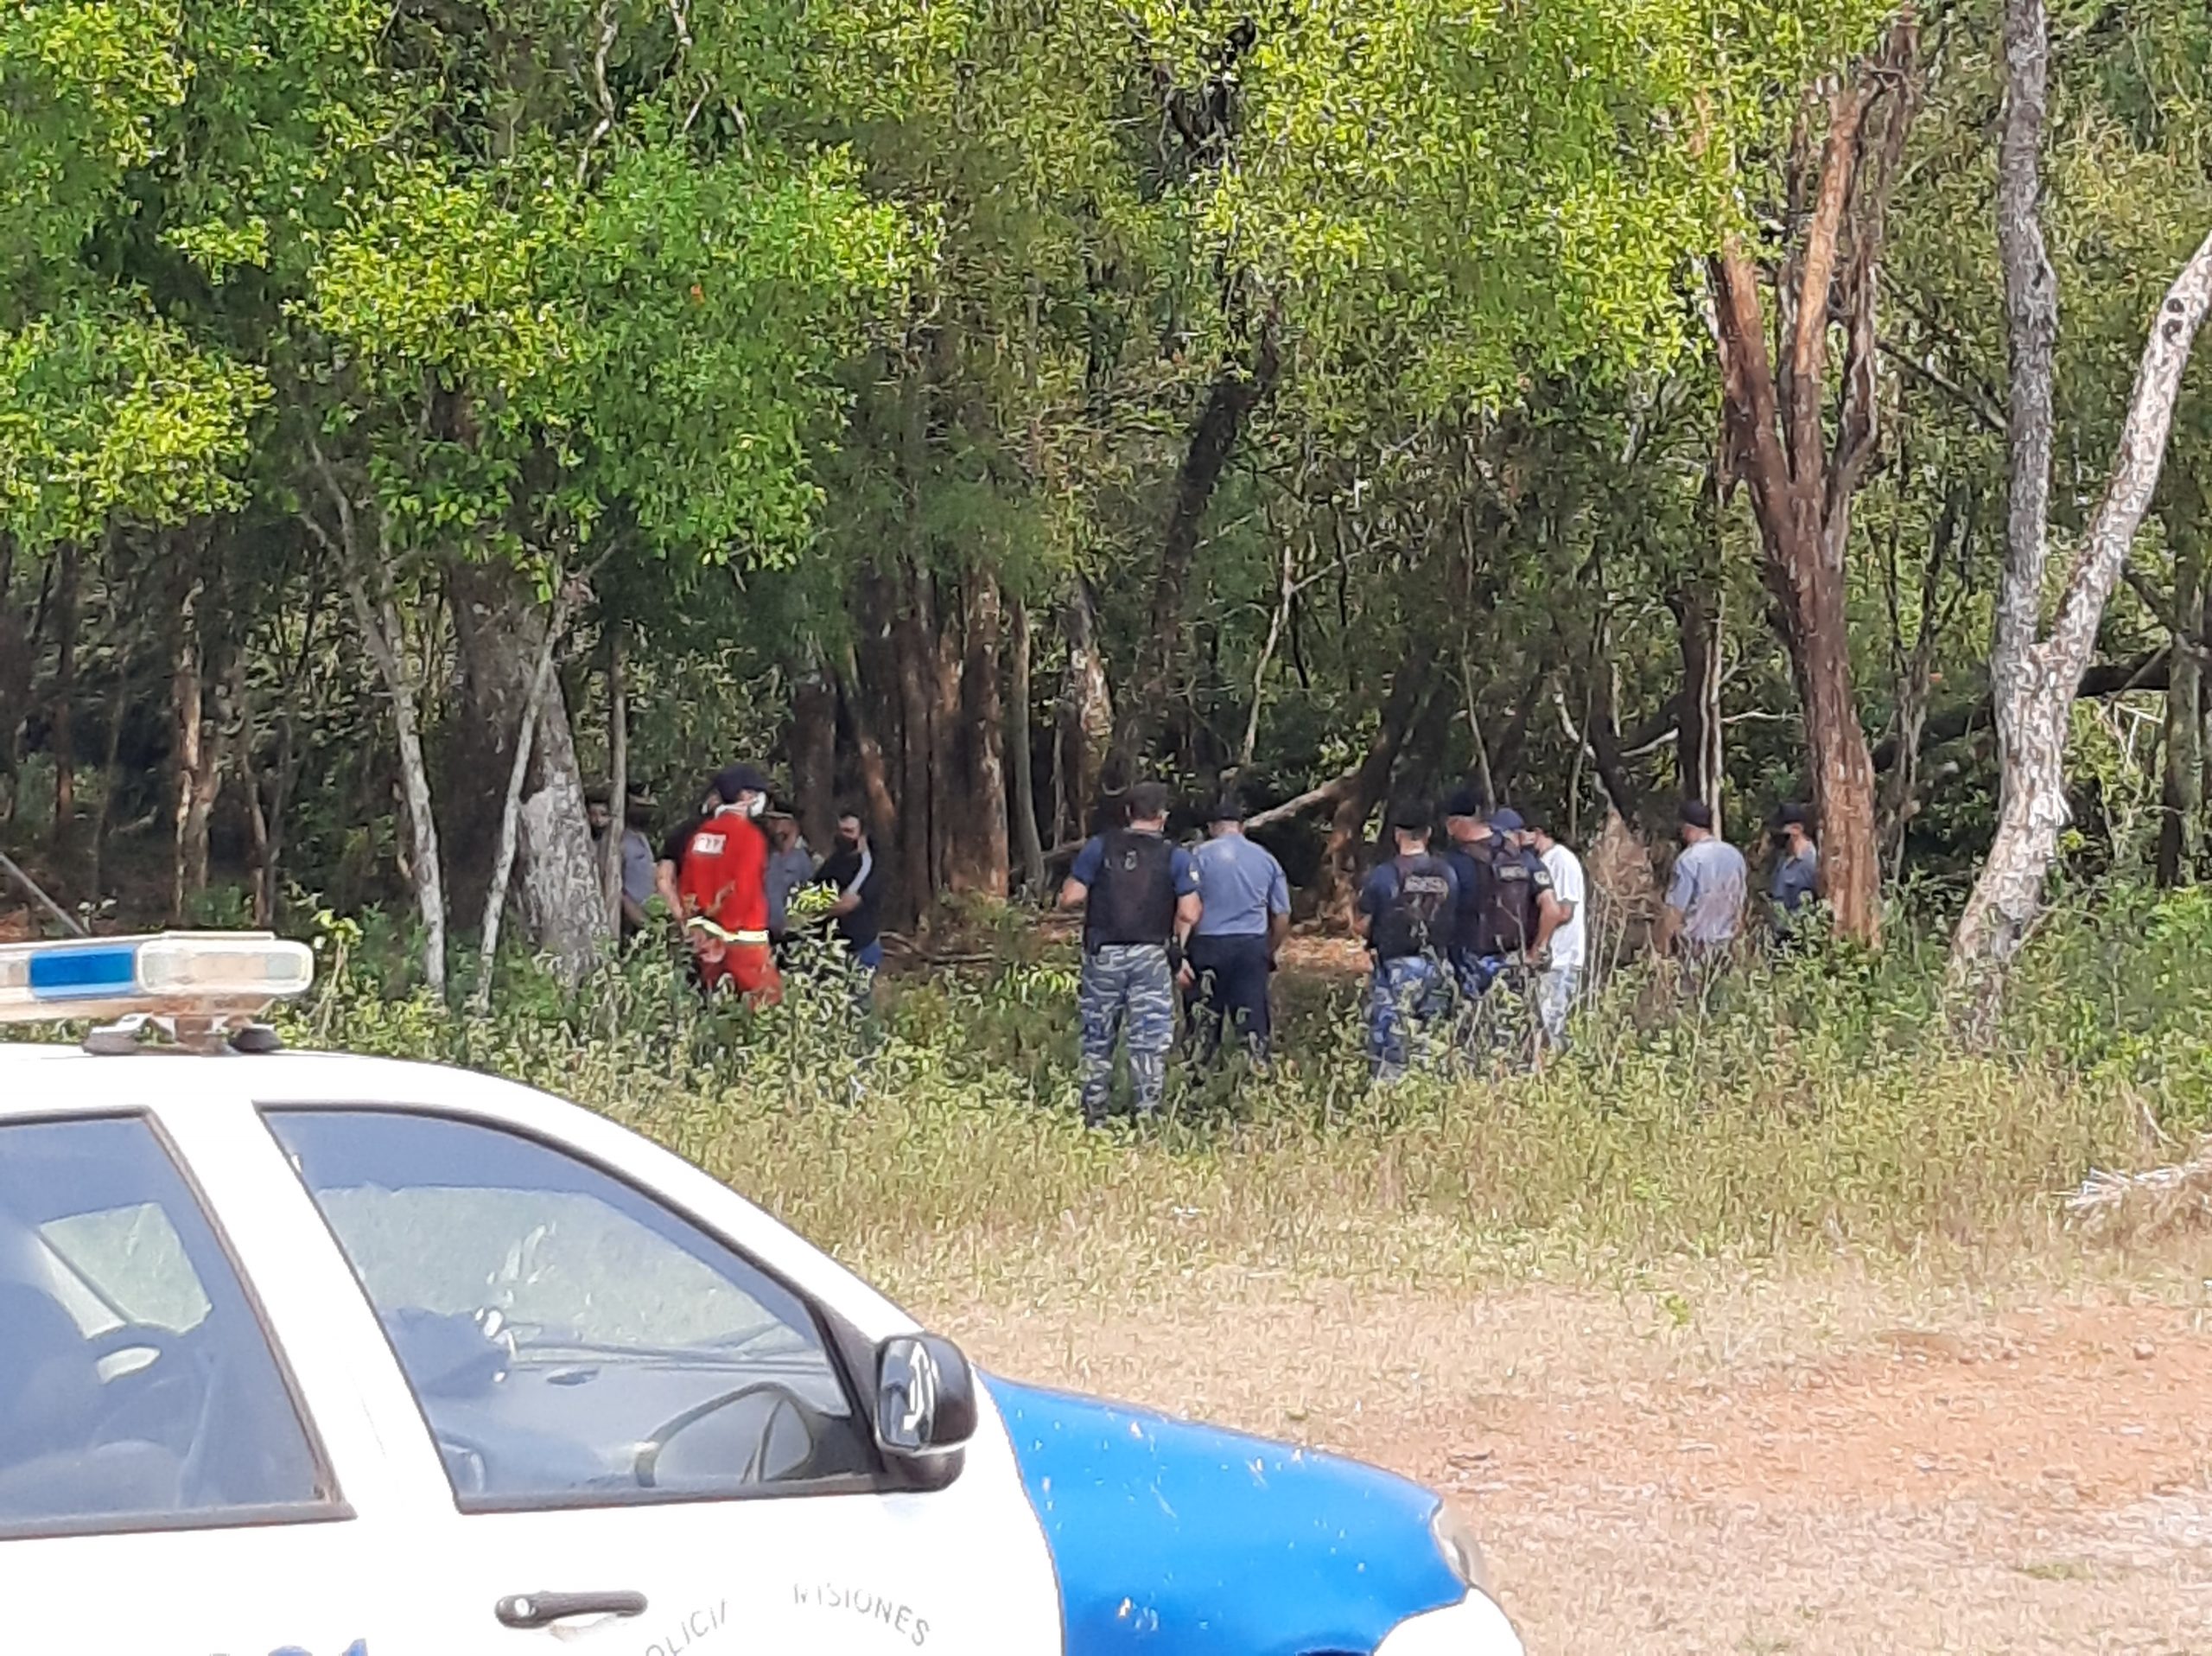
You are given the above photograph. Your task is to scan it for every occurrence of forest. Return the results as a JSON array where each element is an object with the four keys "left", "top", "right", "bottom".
[{"left": 5, "top": 0, "right": 2212, "bottom": 1000}]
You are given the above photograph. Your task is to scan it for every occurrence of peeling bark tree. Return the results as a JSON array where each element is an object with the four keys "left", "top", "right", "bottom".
[
  {"left": 944, "top": 572, "right": 1010, "bottom": 896},
  {"left": 1952, "top": 0, "right": 2212, "bottom": 981},
  {"left": 1057, "top": 576, "right": 1115, "bottom": 834},
  {"left": 1707, "top": 17, "right": 1919, "bottom": 944},
  {"left": 447, "top": 561, "right": 608, "bottom": 984}
]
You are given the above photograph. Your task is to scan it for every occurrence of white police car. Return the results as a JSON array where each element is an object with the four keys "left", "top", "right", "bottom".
[{"left": 0, "top": 933, "right": 1521, "bottom": 1656}]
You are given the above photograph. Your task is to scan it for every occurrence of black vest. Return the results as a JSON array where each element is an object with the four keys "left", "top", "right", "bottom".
[
  {"left": 1085, "top": 829, "right": 1178, "bottom": 948},
  {"left": 1371, "top": 855, "right": 1455, "bottom": 962}
]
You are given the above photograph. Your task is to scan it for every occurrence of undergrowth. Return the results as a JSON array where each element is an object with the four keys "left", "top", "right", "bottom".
[{"left": 240, "top": 887, "right": 2212, "bottom": 1304}]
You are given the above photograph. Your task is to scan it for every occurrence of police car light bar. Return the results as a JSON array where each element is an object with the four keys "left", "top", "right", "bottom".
[{"left": 0, "top": 932, "right": 315, "bottom": 1026}]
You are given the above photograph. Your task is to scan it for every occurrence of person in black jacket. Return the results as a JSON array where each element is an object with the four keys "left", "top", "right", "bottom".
[
  {"left": 1355, "top": 801, "right": 1459, "bottom": 1082},
  {"left": 1058, "top": 782, "right": 1202, "bottom": 1124}
]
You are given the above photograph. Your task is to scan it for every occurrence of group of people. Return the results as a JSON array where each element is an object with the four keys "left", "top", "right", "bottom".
[
  {"left": 588, "top": 762, "right": 884, "bottom": 1007},
  {"left": 1056, "top": 783, "right": 1293, "bottom": 1125},
  {"left": 595, "top": 755, "right": 1822, "bottom": 1119},
  {"left": 1061, "top": 783, "right": 1824, "bottom": 1117},
  {"left": 1351, "top": 792, "right": 1589, "bottom": 1081}
]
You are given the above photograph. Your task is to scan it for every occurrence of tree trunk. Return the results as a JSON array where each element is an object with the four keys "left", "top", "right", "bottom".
[
  {"left": 1058, "top": 576, "right": 1116, "bottom": 832},
  {"left": 891, "top": 563, "right": 941, "bottom": 918},
  {"left": 447, "top": 560, "right": 607, "bottom": 983},
  {"left": 0, "top": 538, "right": 30, "bottom": 824},
  {"left": 49, "top": 539, "right": 78, "bottom": 850},
  {"left": 944, "top": 572, "right": 1009, "bottom": 896},
  {"left": 1007, "top": 597, "right": 1047, "bottom": 896},
  {"left": 169, "top": 567, "right": 224, "bottom": 921},
  {"left": 1115, "top": 330, "right": 1281, "bottom": 770},
  {"left": 1669, "top": 576, "right": 1724, "bottom": 830},
  {"left": 602, "top": 627, "right": 629, "bottom": 927},
  {"left": 1955, "top": 224, "right": 2212, "bottom": 973},
  {"left": 344, "top": 567, "right": 448, "bottom": 996},
  {"left": 1318, "top": 672, "right": 1427, "bottom": 918},
  {"left": 789, "top": 658, "right": 837, "bottom": 852},
  {"left": 475, "top": 600, "right": 569, "bottom": 1011},
  {"left": 1706, "top": 20, "right": 1916, "bottom": 945},
  {"left": 837, "top": 640, "right": 903, "bottom": 915},
  {"left": 2158, "top": 540, "right": 2204, "bottom": 887}
]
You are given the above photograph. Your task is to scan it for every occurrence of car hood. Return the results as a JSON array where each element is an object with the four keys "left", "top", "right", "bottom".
[{"left": 982, "top": 1375, "right": 1462, "bottom": 1655}]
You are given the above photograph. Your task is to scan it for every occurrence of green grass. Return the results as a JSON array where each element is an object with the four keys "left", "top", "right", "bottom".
[{"left": 267, "top": 887, "right": 2212, "bottom": 1305}]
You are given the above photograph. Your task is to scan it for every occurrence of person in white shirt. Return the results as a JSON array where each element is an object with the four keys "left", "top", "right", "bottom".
[{"left": 1516, "top": 814, "right": 1586, "bottom": 1053}]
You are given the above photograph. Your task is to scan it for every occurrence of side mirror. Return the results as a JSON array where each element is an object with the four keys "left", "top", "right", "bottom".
[{"left": 874, "top": 1334, "right": 977, "bottom": 1464}]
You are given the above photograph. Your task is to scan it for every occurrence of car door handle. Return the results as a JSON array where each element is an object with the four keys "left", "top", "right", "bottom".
[{"left": 495, "top": 1590, "right": 648, "bottom": 1628}]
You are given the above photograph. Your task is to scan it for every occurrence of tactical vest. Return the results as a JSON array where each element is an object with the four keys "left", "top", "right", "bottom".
[
  {"left": 1085, "top": 829, "right": 1178, "bottom": 948},
  {"left": 1471, "top": 847, "right": 1542, "bottom": 957},
  {"left": 1371, "top": 855, "right": 1455, "bottom": 962}
]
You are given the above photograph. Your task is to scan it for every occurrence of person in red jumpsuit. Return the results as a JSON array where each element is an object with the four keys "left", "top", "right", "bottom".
[{"left": 673, "top": 763, "right": 783, "bottom": 1006}]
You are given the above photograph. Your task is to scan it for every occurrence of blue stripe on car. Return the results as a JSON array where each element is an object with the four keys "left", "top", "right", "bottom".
[{"left": 982, "top": 1376, "right": 1461, "bottom": 1654}]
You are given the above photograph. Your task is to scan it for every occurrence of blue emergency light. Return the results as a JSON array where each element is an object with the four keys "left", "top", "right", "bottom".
[{"left": 0, "top": 932, "right": 314, "bottom": 1024}]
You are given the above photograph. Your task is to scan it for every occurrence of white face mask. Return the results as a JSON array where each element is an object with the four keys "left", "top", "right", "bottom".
[{"left": 738, "top": 793, "right": 766, "bottom": 819}]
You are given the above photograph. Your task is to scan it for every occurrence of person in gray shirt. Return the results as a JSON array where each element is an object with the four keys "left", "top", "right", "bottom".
[
  {"left": 761, "top": 802, "right": 816, "bottom": 956},
  {"left": 1768, "top": 803, "right": 1821, "bottom": 931},
  {"left": 1658, "top": 798, "right": 1747, "bottom": 957},
  {"left": 1186, "top": 797, "right": 1292, "bottom": 1061}
]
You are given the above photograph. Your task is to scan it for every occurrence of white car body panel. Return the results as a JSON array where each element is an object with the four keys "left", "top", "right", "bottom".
[{"left": 0, "top": 1048, "right": 1062, "bottom": 1656}]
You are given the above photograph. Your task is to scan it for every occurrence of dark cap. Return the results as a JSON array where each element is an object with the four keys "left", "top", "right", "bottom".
[
  {"left": 1205, "top": 794, "right": 1246, "bottom": 824},
  {"left": 1443, "top": 786, "right": 1485, "bottom": 820},
  {"left": 1775, "top": 802, "right": 1812, "bottom": 829},
  {"left": 1389, "top": 799, "right": 1433, "bottom": 833},
  {"left": 1680, "top": 798, "right": 1714, "bottom": 831},
  {"left": 1124, "top": 780, "right": 1173, "bottom": 822},
  {"left": 585, "top": 784, "right": 612, "bottom": 808},
  {"left": 714, "top": 763, "right": 771, "bottom": 802},
  {"left": 1488, "top": 806, "right": 1525, "bottom": 834},
  {"left": 763, "top": 795, "right": 797, "bottom": 820}
]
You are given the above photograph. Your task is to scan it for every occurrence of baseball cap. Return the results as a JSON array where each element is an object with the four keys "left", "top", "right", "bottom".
[
  {"left": 1775, "top": 802, "right": 1812, "bottom": 828},
  {"left": 1488, "top": 806, "right": 1525, "bottom": 834},
  {"left": 1443, "top": 786, "right": 1485, "bottom": 820},
  {"left": 1205, "top": 794, "right": 1246, "bottom": 824},
  {"left": 714, "top": 763, "right": 771, "bottom": 802},
  {"left": 1680, "top": 798, "right": 1714, "bottom": 831}
]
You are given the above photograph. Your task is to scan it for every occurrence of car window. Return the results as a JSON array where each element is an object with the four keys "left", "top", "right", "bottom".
[
  {"left": 264, "top": 1109, "right": 874, "bottom": 1511},
  {"left": 41, "top": 1202, "right": 213, "bottom": 1334},
  {"left": 0, "top": 1117, "right": 334, "bottom": 1537}
]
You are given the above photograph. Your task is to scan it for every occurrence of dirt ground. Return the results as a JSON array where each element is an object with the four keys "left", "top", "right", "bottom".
[{"left": 935, "top": 1258, "right": 2212, "bottom": 1654}]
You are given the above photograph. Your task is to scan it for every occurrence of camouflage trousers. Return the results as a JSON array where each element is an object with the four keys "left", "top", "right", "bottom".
[
  {"left": 1368, "top": 954, "right": 1452, "bottom": 1082},
  {"left": 1079, "top": 944, "right": 1176, "bottom": 1122}
]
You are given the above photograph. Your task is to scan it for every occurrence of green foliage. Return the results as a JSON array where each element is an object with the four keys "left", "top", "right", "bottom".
[{"left": 0, "top": 309, "right": 265, "bottom": 545}]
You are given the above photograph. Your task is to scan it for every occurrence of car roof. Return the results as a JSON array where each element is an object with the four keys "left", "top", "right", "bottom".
[{"left": 0, "top": 1042, "right": 534, "bottom": 1118}]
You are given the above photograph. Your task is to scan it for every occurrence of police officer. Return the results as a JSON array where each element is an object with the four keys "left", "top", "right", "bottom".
[
  {"left": 1446, "top": 799, "right": 1556, "bottom": 989},
  {"left": 1058, "top": 780, "right": 1202, "bottom": 1124},
  {"left": 1186, "top": 795, "right": 1292, "bottom": 1065},
  {"left": 1356, "top": 801, "right": 1459, "bottom": 1082}
]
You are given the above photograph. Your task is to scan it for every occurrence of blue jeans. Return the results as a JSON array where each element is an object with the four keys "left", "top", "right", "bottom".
[
  {"left": 1185, "top": 933, "right": 1273, "bottom": 1062},
  {"left": 1368, "top": 954, "right": 1451, "bottom": 1081}
]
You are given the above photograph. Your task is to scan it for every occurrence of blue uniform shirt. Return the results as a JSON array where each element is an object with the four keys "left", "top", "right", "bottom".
[
  {"left": 1192, "top": 834, "right": 1291, "bottom": 938},
  {"left": 1070, "top": 834, "right": 1201, "bottom": 897}
]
